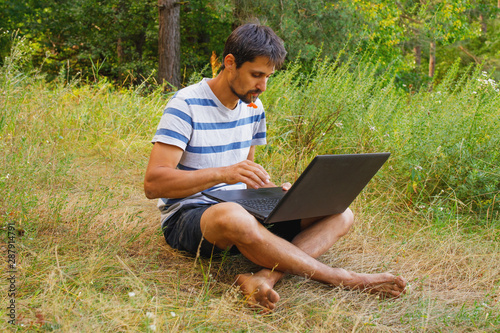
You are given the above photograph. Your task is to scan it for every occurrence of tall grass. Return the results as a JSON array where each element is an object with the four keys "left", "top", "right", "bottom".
[
  {"left": 1, "top": 39, "right": 499, "bottom": 331},
  {"left": 261, "top": 56, "right": 500, "bottom": 222}
]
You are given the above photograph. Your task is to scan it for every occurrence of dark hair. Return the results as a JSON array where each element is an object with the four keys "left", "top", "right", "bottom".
[{"left": 221, "top": 24, "right": 287, "bottom": 70}]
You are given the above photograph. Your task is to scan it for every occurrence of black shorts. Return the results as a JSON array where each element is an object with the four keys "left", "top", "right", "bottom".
[{"left": 162, "top": 203, "right": 302, "bottom": 258}]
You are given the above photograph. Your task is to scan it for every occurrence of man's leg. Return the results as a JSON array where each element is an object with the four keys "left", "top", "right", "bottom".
[
  {"left": 200, "top": 203, "right": 406, "bottom": 310},
  {"left": 235, "top": 208, "right": 355, "bottom": 310}
]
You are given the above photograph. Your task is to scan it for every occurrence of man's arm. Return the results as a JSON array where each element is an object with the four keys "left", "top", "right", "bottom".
[{"left": 144, "top": 142, "right": 271, "bottom": 199}]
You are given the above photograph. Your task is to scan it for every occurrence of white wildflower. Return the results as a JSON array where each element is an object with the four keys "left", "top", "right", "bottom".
[
  {"left": 128, "top": 292, "right": 136, "bottom": 297},
  {"left": 414, "top": 166, "right": 423, "bottom": 171},
  {"left": 481, "top": 303, "right": 491, "bottom": 309},
  {"left": 335, "top": 122, "right": 343, "bottom": 128},
  {"left": 146, "top": 312, "right": 155, "bottom": 319},
  {"left": 369, "top": 126, "right": 376, "bottom": 131},
  {"left": 170, "top": 311, "right": 176, "bottom": 317},
  {"left": 149, "top": 324, "right": 156, "bottom": 331}
]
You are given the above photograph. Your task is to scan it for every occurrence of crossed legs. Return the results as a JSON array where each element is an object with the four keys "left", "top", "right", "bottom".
[{"left": 200, "top": 202, "right": 406, "bottom": 310}]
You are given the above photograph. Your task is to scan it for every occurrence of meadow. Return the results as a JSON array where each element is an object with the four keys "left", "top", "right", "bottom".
[{"left": 1, "top": 43, "right": 499, "bottom": 331}]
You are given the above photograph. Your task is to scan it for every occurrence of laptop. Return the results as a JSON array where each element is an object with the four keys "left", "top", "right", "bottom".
[{"left": 202, "top": 153, "right": 390, "bottom": 224}]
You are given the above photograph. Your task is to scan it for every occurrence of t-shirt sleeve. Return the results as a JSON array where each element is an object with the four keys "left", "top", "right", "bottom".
[{"left": 152, "top": 97, "right": 192, "bottom": 150}]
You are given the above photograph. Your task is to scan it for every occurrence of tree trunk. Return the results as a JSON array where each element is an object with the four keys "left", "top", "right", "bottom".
[
  {"left": 158, "top": 0, "right": 181, "bottom": 90},
  {"left": 414, "top": 45, "right": 421, "bottom": 67},
  {"left": 428, "top": 41, "right": 435, "bottom": 78}
]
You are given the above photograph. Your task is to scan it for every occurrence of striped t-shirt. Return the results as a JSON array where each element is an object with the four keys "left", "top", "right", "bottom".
[{"left": 152, "top": 78, "right": 267, "bottom": 225}]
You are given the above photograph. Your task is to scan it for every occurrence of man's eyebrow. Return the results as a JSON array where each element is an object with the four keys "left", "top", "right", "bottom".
[{"left": 252, "top": 70, "right": 275, "bottom": 75}]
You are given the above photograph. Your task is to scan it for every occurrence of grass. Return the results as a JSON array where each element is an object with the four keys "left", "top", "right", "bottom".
[{"left": 1, "top": 43, "right": 499, "bottom": 331}]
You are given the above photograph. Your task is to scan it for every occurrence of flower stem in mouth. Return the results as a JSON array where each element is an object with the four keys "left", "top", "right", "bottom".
[{"left": 247, "top": 95, "right": 258, "bottom": 108}]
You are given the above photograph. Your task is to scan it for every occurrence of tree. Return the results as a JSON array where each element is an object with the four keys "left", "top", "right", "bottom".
[{"left": 158, "top": 0, "right": 181, "bottom": 90}]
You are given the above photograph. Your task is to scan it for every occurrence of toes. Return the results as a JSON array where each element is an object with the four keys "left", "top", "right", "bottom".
[
  {"left": 387, "top": 289, "right": 402, "bottom": 297},
  {"left": 395, "top": 276, "right": 407, "bottom": 289},
  {"left": 263, "top": 299, "right": 276, "bottom": 311},
  {"left": 267, "top": 289, "right": 280, "bottom": 304}
]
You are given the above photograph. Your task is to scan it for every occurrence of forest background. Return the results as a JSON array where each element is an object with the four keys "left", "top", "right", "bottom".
[
  {"left": 1, "top": 0, "right": 500, "bottom": 331},
  {"left": 1, "top": 0, "right": 500, "bottom": 88}
]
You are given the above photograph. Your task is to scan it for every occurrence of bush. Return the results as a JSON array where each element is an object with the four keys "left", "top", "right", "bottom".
[{"left": 261, "top": 56, "right": 500, "bottom": 217}]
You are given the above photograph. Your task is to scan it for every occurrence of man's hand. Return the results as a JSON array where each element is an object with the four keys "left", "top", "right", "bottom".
[
  {"left": 222, "top": 160, "right": 271, "bottom": 189},
  {"left": 281, "top": 182, "right": 292, "bottom": 191}
]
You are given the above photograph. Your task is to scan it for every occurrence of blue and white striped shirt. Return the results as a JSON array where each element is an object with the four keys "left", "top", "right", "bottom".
[{"left": 152, "top": 78, "right": 267, "bottom": 225}]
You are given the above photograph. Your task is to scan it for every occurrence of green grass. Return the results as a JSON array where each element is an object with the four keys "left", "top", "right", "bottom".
[{"left": 1, "top": 42, "right": 499, "bottom": 331}]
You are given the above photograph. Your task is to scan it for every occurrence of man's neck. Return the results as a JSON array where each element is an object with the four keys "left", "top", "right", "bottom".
[{"left": 207, "top": 71, "right": 239, "bottom": 110}]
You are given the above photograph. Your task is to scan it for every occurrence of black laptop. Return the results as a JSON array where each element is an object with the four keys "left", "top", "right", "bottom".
[{"left": 202, "top": 153, "right": 390, "bottom": 224}]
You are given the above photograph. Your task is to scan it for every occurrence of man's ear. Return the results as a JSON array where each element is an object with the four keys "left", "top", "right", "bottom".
[{"left": 224, "top": 54, "right": 236, "bottom": 71}]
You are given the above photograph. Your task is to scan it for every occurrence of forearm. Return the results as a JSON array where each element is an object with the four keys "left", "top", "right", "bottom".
[
  {"left": 144, "top": 166, "right": 226, "bottom": 199},
  {"left": 144, "top": 143, "right": 272, "bottom": 199}
]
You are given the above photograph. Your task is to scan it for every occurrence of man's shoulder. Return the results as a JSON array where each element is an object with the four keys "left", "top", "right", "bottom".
[{"left": 173, "top": 79, "right": 208, "bottom": 100}]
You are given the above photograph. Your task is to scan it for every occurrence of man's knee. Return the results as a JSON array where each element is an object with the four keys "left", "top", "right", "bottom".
[
  {"left": 324, "top": 208, "right": 355, "bottom": 237},
  {"left": 339, "top": 207, "right": 355, "bottom": 235},
  {"left": 201, "top": 202, "right": 263, "bottom": 246}
]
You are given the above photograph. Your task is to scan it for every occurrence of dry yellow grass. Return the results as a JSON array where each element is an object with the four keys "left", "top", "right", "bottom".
[{"left": 2, "top": 153, "right": 498, "bottom": 332}]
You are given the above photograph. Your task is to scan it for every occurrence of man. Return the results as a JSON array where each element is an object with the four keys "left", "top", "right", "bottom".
[{"left": 144, "top": 24, "right": 406, "bottom": 311}]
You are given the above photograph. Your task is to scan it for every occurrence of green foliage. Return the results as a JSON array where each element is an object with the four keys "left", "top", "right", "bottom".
[
  {"left": 446, "top": 15, "right": 500, "bottom": 81},
  {"left": 0, "top": 0, "right": 236, "bottom": 84},
  {"left": 0, "top": 0, "right": 159, "bottom": 83},
  {"left": 2, "top": 0, "right": 500, "bottom": 87},
  {"left": 260, "top": 55, "right": 500, "bottom": 217},
  {"left": 180, "top": 0, "right": 233, "bottom": 80}
]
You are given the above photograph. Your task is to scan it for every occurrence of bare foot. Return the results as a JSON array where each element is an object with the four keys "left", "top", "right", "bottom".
[
  {"left": 235, "top": 272, "right": 280, "bottom": 312},
  {"left": 354, "top": 273, "right": 407, "bottom": 298}
]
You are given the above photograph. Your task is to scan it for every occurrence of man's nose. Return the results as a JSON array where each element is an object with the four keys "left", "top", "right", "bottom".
[{"left": 256, "top": 77, "right": 268, "bottom": 92}]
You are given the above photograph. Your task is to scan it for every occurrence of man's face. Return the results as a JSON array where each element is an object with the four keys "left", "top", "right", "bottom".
[{"left": 228, "top": 56, "right": 275, "bottom": 104}]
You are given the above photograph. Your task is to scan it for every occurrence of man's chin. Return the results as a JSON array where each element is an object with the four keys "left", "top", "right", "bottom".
[{"left": 243, "top": 93, "right": 260, "bottom": 104}]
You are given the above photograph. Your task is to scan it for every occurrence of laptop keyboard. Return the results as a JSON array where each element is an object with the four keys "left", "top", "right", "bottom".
[{"left": 236, "top": 198, "right": 280, "bottom": 211}]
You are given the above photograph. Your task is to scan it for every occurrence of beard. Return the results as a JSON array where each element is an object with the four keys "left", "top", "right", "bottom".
[
  {"left": 229, "top": 81, "right": 261, "bottom": 104},
  {"left": 229, "top": 85, "right": 262, "bottom": 104}
]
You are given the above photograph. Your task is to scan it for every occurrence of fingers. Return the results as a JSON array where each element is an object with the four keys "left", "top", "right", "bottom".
[
  {"left": 227, "top": 160, "right": 271, "bottom": 189},
  {"left": 281, "top": 182, "right": 292, "bottom": 191},
  {"left": 242, "top": 163, "right": 270, "bottom": 188}
]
